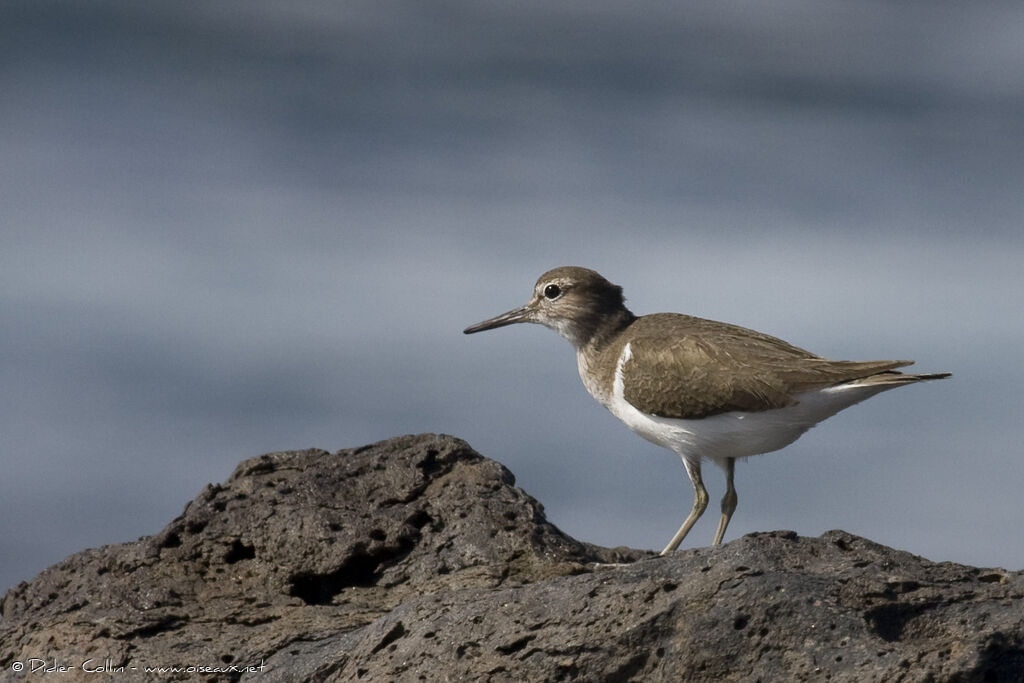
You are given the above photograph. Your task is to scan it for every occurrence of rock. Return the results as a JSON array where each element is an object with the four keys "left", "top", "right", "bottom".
[
  {"left": 1, "top": 433, "right": 1021, "bottom": 682},
  {"left": 321, "top": 531, "right": 1024, "bottom": 682}
]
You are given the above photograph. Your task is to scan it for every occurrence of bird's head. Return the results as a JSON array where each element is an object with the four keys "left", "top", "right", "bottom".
[{"left": 463, "top": 266, "right": 631, "bottom": 348}]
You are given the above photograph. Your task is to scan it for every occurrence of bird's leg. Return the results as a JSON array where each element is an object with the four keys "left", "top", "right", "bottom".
[
  {"left": 713, "top": 457, "right": 737, "bottom": 546},
  {"left": 660, "top": 458, "right": 709, "bottom": 555}
]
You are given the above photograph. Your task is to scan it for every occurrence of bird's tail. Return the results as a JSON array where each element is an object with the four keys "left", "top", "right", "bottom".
[{"left": 847, "top": 370, "right": 952, "bottom": 387}]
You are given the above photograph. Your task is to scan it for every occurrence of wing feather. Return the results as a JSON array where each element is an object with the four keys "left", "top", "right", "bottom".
[{"left": 618, "top": 314, "right": 913, "bottom": 419}]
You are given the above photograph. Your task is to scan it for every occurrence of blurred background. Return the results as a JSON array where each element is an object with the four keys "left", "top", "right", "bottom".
[{"left": 2, "top": 0, "right": 1022, "bottom": 595}]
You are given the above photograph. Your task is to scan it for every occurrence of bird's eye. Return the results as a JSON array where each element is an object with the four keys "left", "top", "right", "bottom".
[{"left": 543, "top": 284, "right": 562, "bottom": 299}]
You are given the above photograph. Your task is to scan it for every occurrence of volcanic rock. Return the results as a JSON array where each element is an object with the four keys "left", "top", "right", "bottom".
[{"left": 1, "top": 434, "right": 1021, "bottom": 682}]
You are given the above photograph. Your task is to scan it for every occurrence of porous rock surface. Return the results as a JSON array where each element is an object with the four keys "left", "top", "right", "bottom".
[{"left": 1, "top": 433, "right": 1021, "bottom": 682}]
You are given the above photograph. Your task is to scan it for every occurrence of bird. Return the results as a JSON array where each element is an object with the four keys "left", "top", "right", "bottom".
[{"left": 463, "top": 266, "right": 950, "bottom": 555}]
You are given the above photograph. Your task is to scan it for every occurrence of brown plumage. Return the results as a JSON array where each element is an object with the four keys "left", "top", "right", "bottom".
[{"left": 608, "top": 314, "right": 931, "bottom": 419}]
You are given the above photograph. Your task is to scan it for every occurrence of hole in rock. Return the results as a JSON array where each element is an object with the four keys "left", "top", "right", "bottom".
[
  {"left": 161, "top": 533, "right": 181, "bottom": 549},
  {"left": 223, "top": 540, "right": 256, "bottom": 564}
]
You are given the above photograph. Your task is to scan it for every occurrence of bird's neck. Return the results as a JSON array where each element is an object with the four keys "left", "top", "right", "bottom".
[
  {"left": 570, "top": 308, "right": 634, "bottom": 408},
  {"left": 571, "top": 307, "right": 636, "bottom": 353}
]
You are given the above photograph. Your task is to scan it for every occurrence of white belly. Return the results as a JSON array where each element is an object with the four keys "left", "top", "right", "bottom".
[{"left": 600, "top": 342, "right": 893, "bottom": 469}]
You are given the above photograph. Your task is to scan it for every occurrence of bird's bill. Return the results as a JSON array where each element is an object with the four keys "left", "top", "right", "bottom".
[{"left": 463, "top": 305, "right": 535, "bottom": 334}]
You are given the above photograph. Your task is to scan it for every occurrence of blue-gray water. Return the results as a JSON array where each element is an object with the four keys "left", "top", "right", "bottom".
[{"left": 2, "top": 0, "right": 1022, "bottom": 594}]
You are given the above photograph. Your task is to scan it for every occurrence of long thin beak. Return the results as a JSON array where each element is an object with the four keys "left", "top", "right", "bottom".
[{"left": 463, "top": 305, "right": 534, "bottom": 334}]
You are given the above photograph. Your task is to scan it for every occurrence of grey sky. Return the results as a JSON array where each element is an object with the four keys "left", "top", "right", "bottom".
[{"left": 2, "top": 0, "right": 1022, "bottom": 594}]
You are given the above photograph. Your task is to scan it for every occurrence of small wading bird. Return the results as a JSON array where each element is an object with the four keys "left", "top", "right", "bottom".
[{"left": 464, "top": 266, "right": 950, "bottom": 554}]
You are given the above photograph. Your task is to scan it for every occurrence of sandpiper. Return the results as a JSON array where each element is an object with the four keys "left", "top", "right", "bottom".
[{"left": 464, "top": 266, "right": 950, "bottom": 554}]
